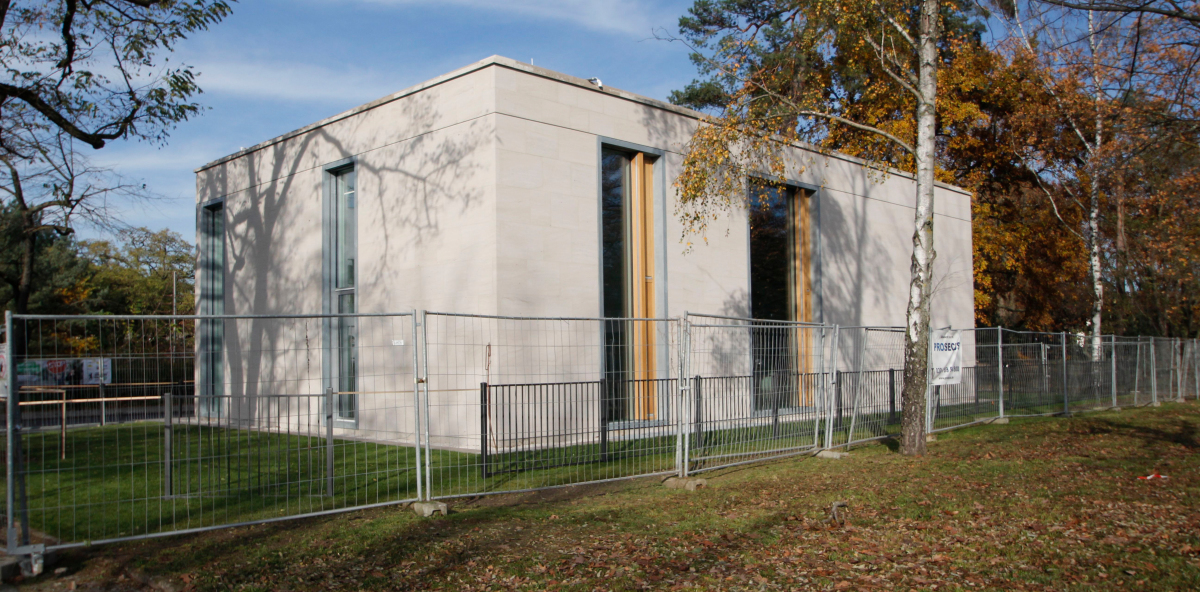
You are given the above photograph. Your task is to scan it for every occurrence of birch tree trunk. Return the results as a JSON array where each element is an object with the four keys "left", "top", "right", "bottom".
[
  {"left": 1087, "top": 10, "right": 1104, "bottom": 362},
  {"left": 1088, "top": 163, "right": 1103, "bottom": 361},
  {"left": 900, "top": 0, "right": 941, "bottom": 456}
]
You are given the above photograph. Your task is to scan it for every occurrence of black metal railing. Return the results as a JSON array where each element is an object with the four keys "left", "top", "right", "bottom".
[{"left": 480, "top": 378, "right": 677, "bottom": 478}]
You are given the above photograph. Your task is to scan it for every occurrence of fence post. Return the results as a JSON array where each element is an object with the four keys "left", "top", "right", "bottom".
[
  {"left": 1171, "top": 338, "right": 1180, "bottom": 398},
  {"left": 1171, "top": 339, "right": 1177, "bottom": 401},
  {"left": 5, "top": 310, "right": 16, "bottom": 554},
  {"left": 1134, "top": 339, "right": 1142, "bottom": 403},
  {"left": 1110, "top": 336, "right": 1117, "bottom": 408},
  {"left": 845, "top": 371, "right": 863, "bottom": 450},
  {"left": 926, "top": 328, "right": 934, "bottom": 435},
  {"left": 1178, "top": 338, "right": 1184, "bottom": 401},
  {"left": 99, "top": 382, "right": 106, "bottom": 427},
  {"left": 60, "top": 390, "right": 66, "bottom": 461},
  {"left": 599, "top": 378, "right": 609, "bottom": 463},
  {"left": 411, "top": 309, "right": 423, "bottom": 502},
  {"left": 1194, "top": 339, "right": 1199, "bottom": 400},
  {"left": 888, "top": 368, "right": 897, "bottom": 424},
  {"left": 693, "top": 376, "right": 703, "bottom": 454},
  {"left": 1041, "top": 343, "right": 1049, "bottom": 401},
  {"left": 1150, "top": 338, "right": 1157, "bottom": 405},
  {"left": 480, "top": 382, "right": 489, "bottom": 479},
  {"left": 421, "top": 310, "right": 432, "bottom": 500},
  {"left": 1061, "top": 332, "right": 1069, "bottom": 416},
  {"left": 676, "top": 318, "right": 688, "bottom": 479},
  {"left": 824, "top": 327, "right": 839, "bottom": 450},
  {"left": 833, "top": 371, "right": 842, "bottom": 431},
  {"left": 325, "top": 386, "right": 335, "bottom": 498},
  {"left": 997, "top": 328, "right": 1005, "bottom": 419},
  {"left": 772, "top": 378, "right": 782, "bottom": 439},
  {"left": 163, "top": 390, "right": 173, "bottom": 498},
  {"left": 813, "top": 328, "right": 825, "bottom": 449}
]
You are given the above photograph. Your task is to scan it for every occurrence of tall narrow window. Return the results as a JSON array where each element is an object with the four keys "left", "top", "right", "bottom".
[
  {"left": 331, "top": 168, "right": 357, "bottom": 421},
  {"left": 749, "top": 182, "right": 814, "bottom": 409},
  {"left": 199, "top": 203, "right": 225, "bottom": 418},
  {"left": 601, "top": 148, "right": 657, "bottom": 421}
]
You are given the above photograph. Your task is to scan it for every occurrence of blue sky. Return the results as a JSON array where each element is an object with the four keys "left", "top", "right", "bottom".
[{"left": 90, "top": 0, "right": 700, "bottom": 241}]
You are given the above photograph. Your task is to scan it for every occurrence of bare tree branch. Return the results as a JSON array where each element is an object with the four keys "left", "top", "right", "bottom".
[{"left": 1036, "top": 0, "right": 1200, "bottom": 26}]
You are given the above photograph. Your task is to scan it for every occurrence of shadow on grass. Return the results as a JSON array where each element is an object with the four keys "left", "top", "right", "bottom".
[{"left": 1085, "top": 417, "right": 1200, "bottom": 450}]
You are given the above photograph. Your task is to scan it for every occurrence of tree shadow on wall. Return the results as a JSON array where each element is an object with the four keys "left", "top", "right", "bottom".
[{"left": 194, "top": 90, "right": 487, "bottom": 429}]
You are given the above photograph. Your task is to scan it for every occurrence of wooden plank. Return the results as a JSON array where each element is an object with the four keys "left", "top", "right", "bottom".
[{"left": 794, "top": 189, "right": 814, "bottom": 406}]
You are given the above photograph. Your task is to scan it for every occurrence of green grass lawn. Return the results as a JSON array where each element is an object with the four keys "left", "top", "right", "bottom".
[
  {"left": 6, "top": 386, "right": 1175, "bottom": 550},
  {"left": 4, "top": 421, "right": 683, "bottom": 545},
  {"left": 10, "top": 400, "right": 1200, "bottom": 590},
  {"left": 7, "top": 423, "right": 422, "bottom": 544}
]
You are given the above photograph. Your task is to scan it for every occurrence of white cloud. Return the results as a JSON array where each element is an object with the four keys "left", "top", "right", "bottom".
[
  {"left": 348, "top": 0, "right": 676, "bottom": 37},
  {"left": 195, "top": 60, "right": 407, "bottom": 105}
]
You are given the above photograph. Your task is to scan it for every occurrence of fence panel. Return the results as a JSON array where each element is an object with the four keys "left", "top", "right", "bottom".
[
  {"left": 1185, "top": 340, "right": 1200, "bottom": 400},
  {"left": 685, "top": 315, "right": 830, "bottom": 472},
  {"left": 826, "top": 327, "right": 907, "bottom": 445},
  {"left": 421, "top": 313, "right": 680, "bottom": 499},
  {"left": 926, "top": 328, "right": 999, "bottom": 432},
  {"left": 4, "top": 313, "right": 419, "bottom": 552},
  {"left": 834, "top": 369, "right": 903, "bottom": 444}
]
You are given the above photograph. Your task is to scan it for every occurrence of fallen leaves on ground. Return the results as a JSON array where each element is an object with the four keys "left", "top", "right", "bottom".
[{"left": 19, "top": 403, "right": 1200, "bottom": 591}]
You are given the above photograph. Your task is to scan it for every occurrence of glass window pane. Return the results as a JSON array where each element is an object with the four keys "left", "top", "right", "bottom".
[
  {"left": 749, "top": 183, "right": 795, "bottom": 411},
  {"left": 601, "top": 151, "right": 627, "bottom": 319},
  {"left": 335, "top": 169, "right": 356, "bottom": 289},
  {"left": 601, "top": 150, "right": 630, "bottom": 420},
  {"left": 201, "top": 204, "right": 224, "bottom": 417},
  {"left": 749, "top": 183, "right": 791, "bottom": 322},
  {"left": 337, "top": 293, "right": 356, "bottom": 420}
]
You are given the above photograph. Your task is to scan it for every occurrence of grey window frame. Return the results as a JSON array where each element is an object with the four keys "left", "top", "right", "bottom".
[
  {"left": 322, "top": 158, "right": 359, "bottom": 429},
  {"left": 198, "top": 200, "right": 225, "bottom": 419}
]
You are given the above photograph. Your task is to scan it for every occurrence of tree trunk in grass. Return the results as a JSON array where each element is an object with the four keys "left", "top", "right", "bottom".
[{"left": 900, "top": 0, "right": 941, "bottom": 456}]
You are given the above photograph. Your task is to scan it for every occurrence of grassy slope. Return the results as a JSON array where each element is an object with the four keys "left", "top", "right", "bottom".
[{"left": 23, "top": 402, "right": 1200, "bottom": 591}]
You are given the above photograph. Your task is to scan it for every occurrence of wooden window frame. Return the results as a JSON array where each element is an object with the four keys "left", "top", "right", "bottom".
[{"left": 600, "top": 142, "right": 663, "bottom": 423}]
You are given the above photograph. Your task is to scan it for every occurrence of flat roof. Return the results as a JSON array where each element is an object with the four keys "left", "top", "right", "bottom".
[{"left": 195, "top": 55, "right": 970, "bottom": 197}]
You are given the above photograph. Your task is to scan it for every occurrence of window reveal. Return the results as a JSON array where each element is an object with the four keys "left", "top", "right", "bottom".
[{"left": 601, "top": 148, "right": 658, "bottom": 421}]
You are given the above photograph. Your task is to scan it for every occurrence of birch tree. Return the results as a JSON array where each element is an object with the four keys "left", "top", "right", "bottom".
[
  {"left": 670, "top": 0, "right": 981, "bottom": 455},
  {"left": 997, "top": 1, "right": 1193, "bottom": 358}
]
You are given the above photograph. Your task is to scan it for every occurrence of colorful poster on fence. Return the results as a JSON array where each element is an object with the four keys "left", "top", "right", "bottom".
[
  {"left": 931, "top": 329, "right": 963, "bottom": 386},
  {"left": 14, "top": 358, "right": 112, "bottom": 386}
]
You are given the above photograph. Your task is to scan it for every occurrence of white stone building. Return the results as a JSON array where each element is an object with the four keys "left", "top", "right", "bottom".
[{"left": 193, "top": 56, "right": 974, "bottom": 446}]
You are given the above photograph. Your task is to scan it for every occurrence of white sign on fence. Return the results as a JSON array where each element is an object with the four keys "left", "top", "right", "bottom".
[{"left": 931, "top": 329, "right": 963, "bottom": 386}]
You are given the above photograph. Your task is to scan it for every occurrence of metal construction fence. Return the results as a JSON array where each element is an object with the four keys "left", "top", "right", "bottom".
[{"left": 2, "top": 312, "right": 1197, "bottom": 559}]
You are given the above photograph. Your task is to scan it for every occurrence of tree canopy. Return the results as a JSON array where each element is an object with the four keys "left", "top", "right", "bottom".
[
  {"left": 0, "top": 0, "right": 234, "bottom": 153},
  {"left": 670, "top": 0, "right": 1200, "bottom": 339}
]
